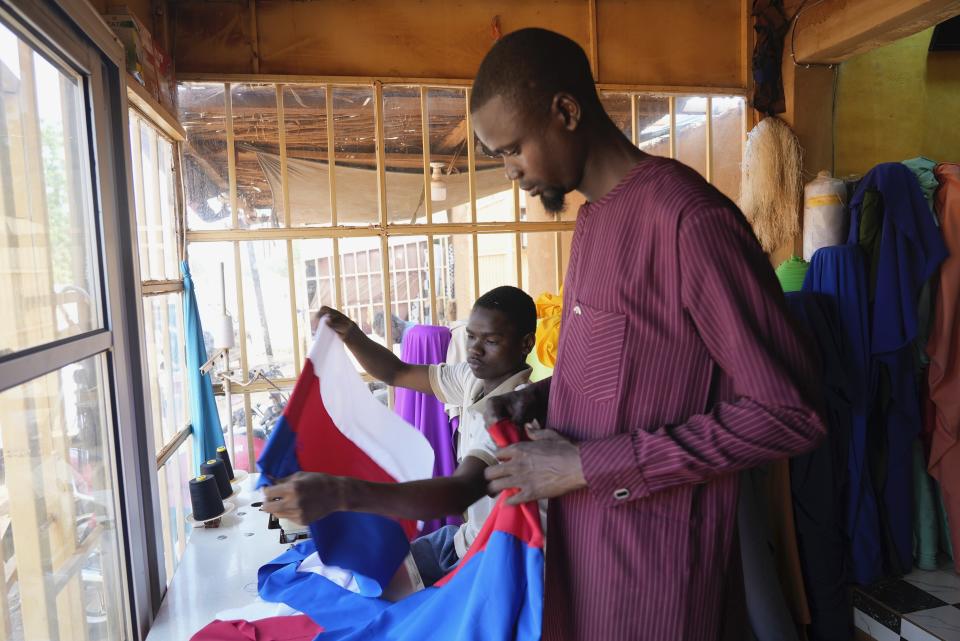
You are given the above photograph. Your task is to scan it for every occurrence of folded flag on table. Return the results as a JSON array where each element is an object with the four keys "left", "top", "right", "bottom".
[
  {"left": 256, "top": 322, "right": 435, "bottom": 596},
  {"left": 258, "top": 419, "right": 544, "bottom": 641},
  {"left": 190, "top": 614, "right": 321, "bottom": 641}
]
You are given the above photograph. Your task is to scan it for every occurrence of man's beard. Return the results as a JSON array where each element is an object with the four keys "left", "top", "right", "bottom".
[{"left": 540, "top": 188, "right": 566, "bottom": 214}]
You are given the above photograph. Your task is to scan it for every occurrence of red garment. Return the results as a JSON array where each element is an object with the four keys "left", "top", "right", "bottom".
[
  {"left": 541, "top": 157, "right": 825, "bottom": 641},
  {"left": 189, "top": 614, "right": 320, "bottom": 641},
  {"left": 927, "top": 163, "right": 960, "bottom": 573}
]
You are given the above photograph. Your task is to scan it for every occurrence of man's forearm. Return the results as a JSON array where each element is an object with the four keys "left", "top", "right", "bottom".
[
  {"left": 343, "top": 329, "right": 405, "bottom": 384},
  {"left": 341, "top": 474, "right": 487, "bottom": 522}
]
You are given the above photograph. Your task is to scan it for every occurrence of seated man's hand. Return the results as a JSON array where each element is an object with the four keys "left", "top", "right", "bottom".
[
  {"left": 484, "top": 385, "right": 547, "bottom": 430},
  {"left": 262, "top": 471, "right": 346, "bottom": 525},
  {"left": 316, "top": 306, "right": 363, "bottom": 345}
]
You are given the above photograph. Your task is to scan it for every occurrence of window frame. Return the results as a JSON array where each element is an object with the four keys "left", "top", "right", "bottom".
[
  {"left": 0, "top": 0, "right": 165, "bottom": 638},
  {"left": 180, "top": 75, "right": 748, "bottom": 472}
]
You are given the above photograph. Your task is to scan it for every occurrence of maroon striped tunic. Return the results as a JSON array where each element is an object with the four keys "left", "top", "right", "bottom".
[{"left": 541, "top": 157, "right": 825, "bottom": 641}]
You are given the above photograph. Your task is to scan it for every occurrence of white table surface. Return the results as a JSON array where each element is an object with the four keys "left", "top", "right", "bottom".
[{"left": 145, "top": 473, "right": 289, "bottom": 641}]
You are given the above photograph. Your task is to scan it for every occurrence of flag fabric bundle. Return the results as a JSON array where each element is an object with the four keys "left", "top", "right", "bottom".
[
  {"left": 258, "top": 419, "right": 544, "bottom": 641},
  {"left": 256, "top": 322, "right": 435, "bottom": 595}
]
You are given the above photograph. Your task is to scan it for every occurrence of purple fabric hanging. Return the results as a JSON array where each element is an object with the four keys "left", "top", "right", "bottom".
[{"left": 393, "top": 325, "right": 461, "bottom": 534}]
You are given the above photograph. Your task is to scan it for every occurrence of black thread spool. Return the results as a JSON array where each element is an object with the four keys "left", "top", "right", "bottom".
[
  {"left": 189, "top": 475, "right": 225, "bottom": 521},
  {"left": 216, "top": 445, "right": 235, "bottom": 480},
  {"left": 201, "top": 458, "right": 232, "bottom": 499}
]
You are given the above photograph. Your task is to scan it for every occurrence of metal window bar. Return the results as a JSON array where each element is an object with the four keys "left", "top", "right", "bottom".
[
  {"left": 705, "top": 96, "right": 713, "bottom": 184},
  {"left": 180, "top": 81, "right": 748, "bottom": 436}
]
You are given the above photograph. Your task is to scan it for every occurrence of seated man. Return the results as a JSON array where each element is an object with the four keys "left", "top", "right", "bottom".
[{"left": 263, "top": 286, "right": 538, "bottom": 587}]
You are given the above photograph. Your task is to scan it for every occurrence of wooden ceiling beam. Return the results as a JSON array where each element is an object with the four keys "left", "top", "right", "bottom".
[{"left": 792, "top": 0, "right": 960, "bottom": 64}]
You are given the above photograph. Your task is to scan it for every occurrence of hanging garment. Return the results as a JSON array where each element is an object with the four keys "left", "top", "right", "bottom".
[
  {"left": 803, "top": 245, "right": 881, "bottom": 585},
  {"left": 443, "top": 322, "right": 468, "bottom": 427},
  {"left": 784, "top": 291, "right": 852, "bottom": 641},
  {"left": 912, "top": 439, "right": 954, "bottom": 570},
  {"left": 257, "top": 420, "right": 544, "bottom": 641},
  {"left": 393, "top": 325, "right": 460, "bottom": 535},
  {"left": 904, "top": 158, "right": 940, "bottom": 369},
  {"left": 903, "top": 157, "right": 940, "bottom": 219},
  {"left": 257, "top": 323, "right": 435, "bottom": 596},
  {"left": 182, "top": 261, "right": 225, "bottom": 474},
  {"left": 751, "top": 0, "right": 790, "bottom": 116},
  {"left": 776, "top": 256, "right": 810, "bottom": 292},
  {"left": 927, "top": 163, "right": 960, "bottom": 573},
  {"left": 849, "top": 163, "right": 949, "bottom": 576},
  {"left": 738, "top": 467, "right": 801, "bottom": 641}
]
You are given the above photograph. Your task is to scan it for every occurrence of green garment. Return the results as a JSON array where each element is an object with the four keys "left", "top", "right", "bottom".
[
  {"left": 903, "top": 157, "right": 940, "bottom": 222},
  {"left": 775, "top": 256, "right": 809, "bottom": 293},
  {"left": 913, "top": 440, "right": 954, "bottom": 570}
]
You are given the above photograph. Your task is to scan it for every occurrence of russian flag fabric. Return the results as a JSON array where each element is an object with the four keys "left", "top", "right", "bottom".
[
  {"left": 258, "top": 419, "right": 544, "bottom": 641},
  {"left": 257, "top": 323, "right": 435, "bottom": 595}
]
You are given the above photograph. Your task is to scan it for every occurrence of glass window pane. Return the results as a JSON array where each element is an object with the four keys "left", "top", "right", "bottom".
[
  {"left": 386, "top": 236, "right": 431, "bottom": 326},
  {"left": 139, "top": 121, "right": 168, "bottom": 279},
  {"left": 477, "top": 233, "right": 519, "bottom": 294},
  {"left": 433, "top": 234, "right": 466, "bottom": 325},
  {"left": 232, "top": 84, "right": 281, "bottom": 230},
  {"left": 156, "top": 439, "right": 193, "bottom": 586},
  {"left": 337, "top": 237, "right": 387, "bottom": 347},
  {"left": 0, "top": 24, "right": 102, "bottom": 354},
  {"left": 216, "top": 391, "right": 249, "bottom": 472},
  {"left": 293, "top": 238, "right": 335, "bottom": 356},
  {"left": 239, "top": 240, "right": 296, "bottom": 379},
  {"left": 476, "top": 187, "right": 516, "bottom": 224},
  {"left": 283, "top": 86, "right": 331, "bottom": 227},
  {"left": 332, "top": 86, "right": 379, "bottom": 225},
  {"left": 711, "top": 96, "right": 745, "bottom": 203},
  {"left": 473, "top": 141, "right": 514, "bottom": 223},
  {"left": 157, "top": 137, "right": 180, "bottom": 280},
  {"left": 185, "top": 242, "right": 240, "bottom": 357},
  {"left": 523, "top": 232, "right": 563, "bottom": 297},
  {"left": 0, "top": 354, "right": 126, "bottom": 640},
  {"left": 142, "top": 295, "right": 189, "bottom": 448},
  {"left": 248, "top": 390, "right": 289, "bottom": 457},
  {"left": 178, "top": 83, "right": 231, "bottom": 230},
  {"left": 129, "top": 113, "right": 149, "bottom": 279},
  {"left": 427, "top": 88, "right": 469, "bottom": 224},
  {"left": 600, "top": 92, "right": 632, "bottom": 142},
  {"left": 635, "top": 95, "right": 671, "bottom": 157},
  {"left": 676, "top": 95, "right": 707, "bottom": 178},
  {"left": 382, "top": 86, "right": 425, "bottom": 225}
]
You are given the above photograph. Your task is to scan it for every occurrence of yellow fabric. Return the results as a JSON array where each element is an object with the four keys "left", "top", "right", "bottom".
[{"left": 534, "top": 287, "right": 563, "bottom": 368}]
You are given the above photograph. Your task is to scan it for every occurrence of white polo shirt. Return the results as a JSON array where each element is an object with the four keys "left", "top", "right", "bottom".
[{"left": 428, "top": 362, "right": 534, "bottom": 558}]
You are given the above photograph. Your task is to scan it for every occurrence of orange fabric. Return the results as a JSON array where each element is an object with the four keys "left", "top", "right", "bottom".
[{"left": 927, "top": 163, "right": 960, "bottom": 573}]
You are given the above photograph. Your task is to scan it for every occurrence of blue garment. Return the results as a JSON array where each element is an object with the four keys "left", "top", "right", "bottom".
[
  {"left": 784, "top": 292, "right": 852, "bottom": 640},
  {"left": 182, "top": 261, "right": 225, "bottom": 474},
  {"left": 802, "top": 246, "right": 881, "bottom": 584},
  {"left": 848, "top": 163, "right": 948, "bottom": 576},
  {"left": 849, "top": 163, "right": 948, "bottom": 357}
]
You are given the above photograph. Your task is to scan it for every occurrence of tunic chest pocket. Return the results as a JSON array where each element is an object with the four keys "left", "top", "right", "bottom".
[{"left": 564, "top": 299, "right": 628, "bottom": 403}]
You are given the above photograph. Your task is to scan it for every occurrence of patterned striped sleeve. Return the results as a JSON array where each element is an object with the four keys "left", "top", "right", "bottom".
[{"left": 579, "top": 205, "right": 825, "bottom": 503}]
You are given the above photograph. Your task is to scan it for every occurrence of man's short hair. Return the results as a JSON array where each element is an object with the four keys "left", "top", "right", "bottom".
[
  {"left": 470, "top": 27, "right": 601, "bottom": 118},
  {"left": 473, "top": 286, "right": 537, "bottom": 338}
]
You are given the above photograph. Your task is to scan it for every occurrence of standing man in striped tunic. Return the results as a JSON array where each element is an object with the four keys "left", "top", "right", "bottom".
[{"left": 472, "top": 28, "right": 826, "bottom": 641}]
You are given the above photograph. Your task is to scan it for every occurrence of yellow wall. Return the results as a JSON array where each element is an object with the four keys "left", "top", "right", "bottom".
[{"left": 835, "top": 27, "right": 960, "bottom": 177}]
